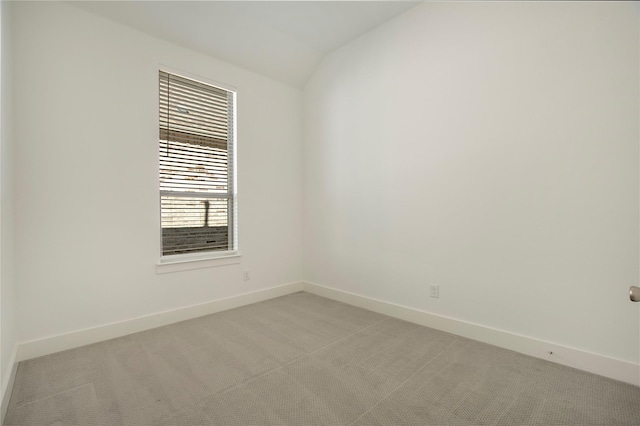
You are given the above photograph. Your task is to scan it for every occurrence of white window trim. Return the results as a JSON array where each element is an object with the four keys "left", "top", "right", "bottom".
[
  {"left": 155, "top": 64, "right": 242, "bottom": 274},
  {"left": 159, "top": 64, "right": 238, "bottom": 94},
  {"left": 156, "top": 252, "right": 242, "bottom": 274},
  {"left": 156, "top": 65, "right": 239, "bottom": 271}
]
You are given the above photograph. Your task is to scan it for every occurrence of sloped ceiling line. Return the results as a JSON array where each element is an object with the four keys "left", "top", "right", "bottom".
[{"left": 70, "top": 1, "right": 421, "bottom": 88}]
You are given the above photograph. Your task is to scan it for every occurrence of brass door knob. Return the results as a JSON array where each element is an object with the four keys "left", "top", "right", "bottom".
[{"left": 630, "top": 286, "right": 640, "bottom": 302}]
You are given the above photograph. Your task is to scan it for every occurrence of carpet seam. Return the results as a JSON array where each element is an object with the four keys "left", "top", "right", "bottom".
[
  {"left": 10, "top": 382, "right": 97, "bottom": 410},
  {"left": 348, "top": 336, "right": 460, "bottom": 425},
  {"left": 203, "top": 316, "right": 393, "bottom": 402}
]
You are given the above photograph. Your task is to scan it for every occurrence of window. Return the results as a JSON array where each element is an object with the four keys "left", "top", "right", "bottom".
[{"left": 159, "top": 70, "right": 236, "bottom": 259}]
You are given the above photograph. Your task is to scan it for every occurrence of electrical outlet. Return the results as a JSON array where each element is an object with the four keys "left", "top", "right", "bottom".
[
  {"left": 430, "top": 285, "right": 439, "bottom": 298},
  {"left": 243, "top": 271, "right": 250, "bottom": 281}
]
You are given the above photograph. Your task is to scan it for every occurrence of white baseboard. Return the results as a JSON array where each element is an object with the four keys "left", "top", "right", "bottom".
[
  {"left": 17, "top": 282, "right": 304, "bottom": 362},
  {"left": 302, "top": 281, "right": 640, "bottom": 387},
  {"left": 12, "top": 280, "right": 639, "bottom": 388},
  {"left": 1, "top": 344, "right": 18, "bottom": 425}
]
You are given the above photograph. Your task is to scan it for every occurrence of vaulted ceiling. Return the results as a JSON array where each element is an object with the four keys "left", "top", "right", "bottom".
[{"left": 71, "top": 1, "right": 420, "bottom": 88}]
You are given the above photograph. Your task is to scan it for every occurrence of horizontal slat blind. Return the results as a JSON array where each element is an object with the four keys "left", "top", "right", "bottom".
[
  {"left": 159, "top": 72, "right": 230, "bottom": 147},
  {"left": 159, "top": 71, "right": 235, "bottom": 256},
  {"left": 159, "top": 140, "right": 229, "bottom": 193}
]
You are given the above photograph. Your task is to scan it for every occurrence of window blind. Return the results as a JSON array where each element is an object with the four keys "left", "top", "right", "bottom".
[{"left": 159, "top": 71, "right": 236, "bottom": 256}]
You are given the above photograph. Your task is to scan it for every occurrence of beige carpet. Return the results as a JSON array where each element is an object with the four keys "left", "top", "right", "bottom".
[{"left": 5, "top": 292, "right": 640, "bottom": 425}]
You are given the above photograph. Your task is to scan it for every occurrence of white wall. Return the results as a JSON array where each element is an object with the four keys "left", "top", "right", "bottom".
[
  {"left": 7, "top": 0, "right": 640, "bottom": 382},
  {"left": 12, "top": 2, "right": 303, "bottom": 343},
  {"left": 303, "top": 2, "right": 639, "bottom": 365},
  {"left": 0, "top": 0, "right": 17, "bottom": 413}
]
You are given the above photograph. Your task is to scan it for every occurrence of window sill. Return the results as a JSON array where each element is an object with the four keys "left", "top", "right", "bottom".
[{"left": 156, "top": 252, "right": 241, "bottom": 274}]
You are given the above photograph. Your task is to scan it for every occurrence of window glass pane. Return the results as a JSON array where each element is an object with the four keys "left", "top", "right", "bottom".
[
  {"left": 161, "top": 196, "right": 229, "bottom": 228},
  {"left": 159, "top": 70, "right": 235, "bottom": 257}
]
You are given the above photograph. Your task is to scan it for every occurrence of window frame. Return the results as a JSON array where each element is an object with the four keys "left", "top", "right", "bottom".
[{"left": 156, "top": 66, "right": 239, "bottom": 268}]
